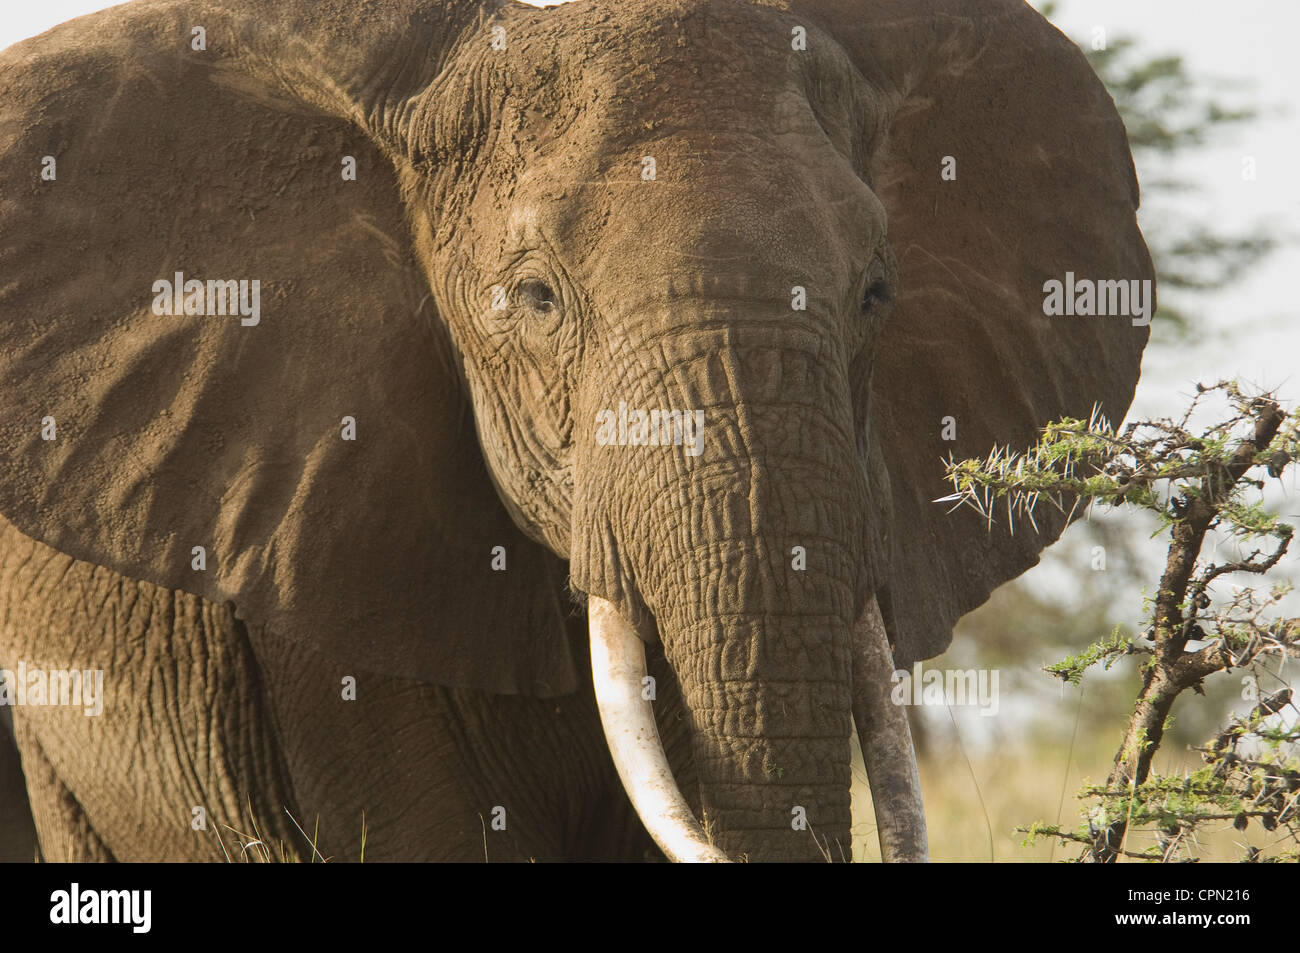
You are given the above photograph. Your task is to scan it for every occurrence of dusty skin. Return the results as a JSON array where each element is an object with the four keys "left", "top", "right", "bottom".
[{"left": 0, "top": 0, "right": 1151, "bottom": 862}]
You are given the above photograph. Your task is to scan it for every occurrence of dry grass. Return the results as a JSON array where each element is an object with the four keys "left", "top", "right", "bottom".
[{"left": 850, "top": 717, "right": 1281, "bottom": 862}]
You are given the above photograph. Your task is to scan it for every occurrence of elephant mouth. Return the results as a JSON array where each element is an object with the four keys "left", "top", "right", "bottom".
[{"left": 587, "top": 595, "right": 928, "bottom": 863}]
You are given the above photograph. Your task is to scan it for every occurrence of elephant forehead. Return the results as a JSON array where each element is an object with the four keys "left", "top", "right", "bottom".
[
  {"left": 497, "top": 0, "right": 875, "bottom": 142},
  {"left": 533, "top": 0, "right": 800, "bottom": 73},
  {"left": 506, "top": 144, "right": 881, "bottom": 296},
  {"left": 459, "top": 4, "right": 888, "bottom": 265}
]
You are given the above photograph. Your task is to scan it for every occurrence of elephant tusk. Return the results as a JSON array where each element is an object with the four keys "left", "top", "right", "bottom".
[
  {"left": 851, "top": 596, "right": 930, "bottom": 862},
  {"left": 587, "top": 596, "right": 730, "bottom": 863}
]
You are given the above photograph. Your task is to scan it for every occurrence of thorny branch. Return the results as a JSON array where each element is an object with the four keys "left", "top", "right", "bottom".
[{"left": 944, "top": 382, "right": 1300, "bottom": 862}]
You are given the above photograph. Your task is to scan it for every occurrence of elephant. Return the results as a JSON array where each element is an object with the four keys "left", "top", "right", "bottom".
[{"left": 0, "top": 0, "right": 1152, "bottom": 863}]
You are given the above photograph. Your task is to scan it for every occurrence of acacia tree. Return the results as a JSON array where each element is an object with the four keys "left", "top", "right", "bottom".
[{"left": 941, "top": 382, "right": 1299, "bottom": 861}]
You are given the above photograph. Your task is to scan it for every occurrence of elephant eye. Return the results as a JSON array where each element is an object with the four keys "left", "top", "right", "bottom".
[
  {"left": 861, "top": 278, "right": 891, "bottom": 312},
  {"left": 518, "top": 278, "right": 558, "bottom": 313}
]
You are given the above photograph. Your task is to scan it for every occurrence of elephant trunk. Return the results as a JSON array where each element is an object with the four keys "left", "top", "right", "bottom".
[
  {"left": 573, "top": 316, "right": 871, "bottom": 862},
  {"left": 589, "top": 590, "right": 930, "bottom": 862},
  {"left": 663, "top": 601, "right": 856, "bottom": 862}
]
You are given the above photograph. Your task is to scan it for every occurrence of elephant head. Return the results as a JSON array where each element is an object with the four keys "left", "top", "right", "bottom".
[{"left": 0, "top": 0, "right": 1151, "bottom": 862}]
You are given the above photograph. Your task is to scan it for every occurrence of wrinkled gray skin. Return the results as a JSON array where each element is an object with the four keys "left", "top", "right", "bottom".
[
  {"left": 0, "top": 0, "right": 1150, "bottom": 861},
  {"left": 0, "top": 522, "right": 655, "bottom": 860}
]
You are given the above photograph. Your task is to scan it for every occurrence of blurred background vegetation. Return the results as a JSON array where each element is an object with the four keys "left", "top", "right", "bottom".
[{"left": 852, "top": 1, "right": 1292, "bottom": 862}]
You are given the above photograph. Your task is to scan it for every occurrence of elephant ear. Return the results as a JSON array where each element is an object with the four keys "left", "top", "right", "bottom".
[
  {"left": 806, "top": 0, "right": 1153, "bottom": 665},
  {"left": 0, "top": 0, "right": 579, "bottom": 695}
]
